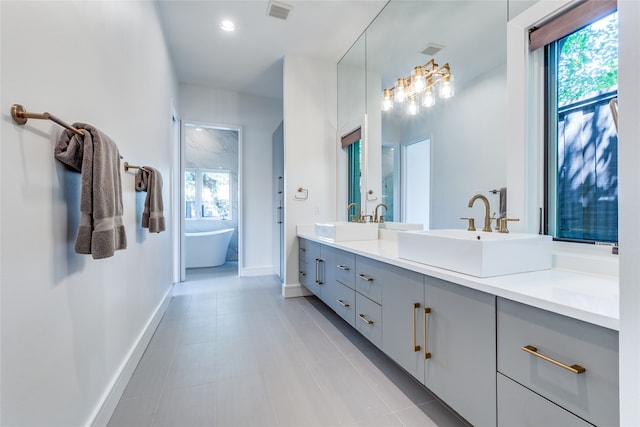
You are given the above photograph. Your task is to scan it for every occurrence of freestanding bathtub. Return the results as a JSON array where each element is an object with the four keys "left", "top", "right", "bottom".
[{"left": 185, "top": 228, "right": 234, "bottom": 268}]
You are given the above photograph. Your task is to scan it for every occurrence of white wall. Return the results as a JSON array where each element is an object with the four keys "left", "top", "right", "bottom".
[
  {"left": 0, "top": 2, "right": 177, "bottom": 426},
  {"left": 617, "top": 2, "right": 640, "bottom": 424},
  {"left": 179, "top": 84, "right": 283, "bottom": 276},
  {"left": 282, "top": 55, "right": 337, "bottom": 297}
]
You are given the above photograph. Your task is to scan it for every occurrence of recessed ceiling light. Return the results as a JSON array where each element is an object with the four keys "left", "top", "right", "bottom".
[{"left": 220, "top": 20, "right": 235, "bottom": 32}]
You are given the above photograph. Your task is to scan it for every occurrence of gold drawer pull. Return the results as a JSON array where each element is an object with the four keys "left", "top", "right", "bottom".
[
  {"left": 413, "top": 302, "right": 421, "bottom": 352},
  {"left": 522, "top": 345, "right": 586, "bottom": 374},
  {"left": 337, "top": 264, "right": 350, "bottom": 271},
  {"left": 423, "top": 307, "right": 432, "bottom": 359},
  {"left": 315, "top": 258, "right": 324, "bottom": 285},
  {"left": 337, "top": 299, "right": 350, "bottom": 308},
  {"left": 357, "top": 273, "right": 374, "bottom": 282},
  {"left": 358, "top": 313, "right": 374, "bottom": 325}
]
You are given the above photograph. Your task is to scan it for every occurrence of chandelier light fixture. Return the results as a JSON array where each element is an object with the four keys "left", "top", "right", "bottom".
[{"left": 382, "top": 58, "right": 454, "bottom": 113}]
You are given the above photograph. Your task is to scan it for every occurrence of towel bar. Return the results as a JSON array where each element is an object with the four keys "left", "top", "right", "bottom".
[
  {"left": 11, "top": 104, "right": 83, "bottom": 137},
  {"left": 123, "top": 162, "right": 145, "bottom": 172}
]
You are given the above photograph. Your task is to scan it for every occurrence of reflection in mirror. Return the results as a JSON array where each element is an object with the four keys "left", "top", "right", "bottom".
[
  {"left": 338, "top": 34, "right": 367, "bottom": 218},
  {"left": 365, "top": 1, "right": 509, "bottom": 229},
  {"left": 338, "top": 34, "right": 366, "bottom": 130},
  {"left": 381, "top": 144, "right": 398, "bottom": 221}
]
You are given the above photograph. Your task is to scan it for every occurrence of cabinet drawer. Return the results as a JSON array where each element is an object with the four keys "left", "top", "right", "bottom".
[
  {"left": 334, "top": 249, "right": 356, "bottom": 289},
  {"left": 355, "top": 293, "right": 382, "bottom": 349},
  {"left": 298, "top": 239, "right": 307, "bottom": 262},
  {"left": 331, "top": 281, "right": 356, "bottom": 327},
  {"left": 356, "top": 256, "right": 421, "bottom": 304},
  {"left": 299, "top": 261, "right": 308, "bottom": 287},
  {"left": 497, "top": 298, "right": 619, "bottom": 427},
  {"left": 497, "top": 373, "right": 592, "bottom": 427}
]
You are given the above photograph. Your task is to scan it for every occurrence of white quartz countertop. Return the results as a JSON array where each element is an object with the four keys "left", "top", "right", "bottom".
[{"left": 297, "top": 229, "right": 619, "bottom": 331}]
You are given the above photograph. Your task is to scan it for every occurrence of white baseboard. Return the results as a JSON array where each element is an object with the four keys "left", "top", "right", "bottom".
[
  {"left": 281, "top": 282, "right": 312, "bottom": 298},
  {"left": 89, "top": 284, "right": 173, "bottom": 427},
  {"left": 240, "top": 265, "right": 275, "bottom": 276}
]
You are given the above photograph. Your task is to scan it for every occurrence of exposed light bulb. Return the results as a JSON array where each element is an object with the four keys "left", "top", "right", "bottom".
[
  {"left": 394, "top": 78, "right": 407, "bottom": 103},
  {"left": 382, "top": 88, "right": 394, "bottom": 111},
  {"left": 422, "top": 88, "right": 436, "bottom": 108},
  {"left": 439, "top": 75, "right": 455, "bottom": 99},
  {"left": 407, "top": 96, "right": 419, "bottom": 115},
  {"left": 411, "top": 66, "right": 426, "bottom": 93}
]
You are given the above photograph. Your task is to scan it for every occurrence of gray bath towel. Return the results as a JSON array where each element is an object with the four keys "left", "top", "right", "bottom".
[
  {"left": 54, "top": 124, "right": 127, "bottom": 259},
  {"left": 135, "top": 166, "right": 165, "bottom": 233}
]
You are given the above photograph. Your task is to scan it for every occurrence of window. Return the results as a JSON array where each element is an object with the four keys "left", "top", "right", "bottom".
[
  {"left": 342, "top": 127, "right": 362, "bottom": 211},
  {"left": 544, "top": 7, "right": 618, "bottom": 243},
  {"left": 347, "top": 140, "right": 362, "bottom": 208},
  {"left": 185, "top": 169, "right": 232, "bottom": 220}
]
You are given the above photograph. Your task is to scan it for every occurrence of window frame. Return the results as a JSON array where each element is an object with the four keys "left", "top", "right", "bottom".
[
  {"left": 543, "top": 9, "right": 618, "bottom": 244},
  {"left": 185, "top": 168, "right": 232, "bottom": 221}
]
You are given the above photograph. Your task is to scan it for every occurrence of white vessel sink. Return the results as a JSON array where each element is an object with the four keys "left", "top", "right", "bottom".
[
  {"left": 314, "top": 222, "right": 379, "bottom": 242},
  {"left": 397, "top": 229, "right": 552, "bottom": 277},
  {"left": 378, "top": 222, "right": 424, "bottom": 231}
]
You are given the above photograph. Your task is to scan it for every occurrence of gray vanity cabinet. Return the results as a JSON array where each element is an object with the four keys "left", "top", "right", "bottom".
[
  {"left": 381, "top": 266, "right": 425, "bottom": 380},
  {"left": 423, "top": 277, "right": 496, "bottom": 427},
  {"left": 327, "top": 249, "right": 356, "bottom": 327},
  {"left": 497, "top": 298, "right": 619, "bottom": 427},
  {"left": 299, "top": 239, "right": 334, "bottom": 304},
  {"left": 497, "top": 373, "right": 592, "bottom": 427},
  {"left": 382, "top": 270, "right": 496, "bottom": 427},
  {"left": 297, "top": 238, "right": 618, "bottom": 427},
  {"left": 353, "top": 256, "right": 386, "bottom": 348},
  {"left": 298, "top": 238, "right": 310, "bottom": 288}
]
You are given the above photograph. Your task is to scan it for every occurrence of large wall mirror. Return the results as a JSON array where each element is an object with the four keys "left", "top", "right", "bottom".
[
  {"left": 337, "top": 33, "right": 367, "bottom": 219},
  {"left": 338, "top": 0, "right": 538, "bottom": 228}
]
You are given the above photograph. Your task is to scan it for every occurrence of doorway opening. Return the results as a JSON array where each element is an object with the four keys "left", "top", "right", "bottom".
[
  {"left": 182, "top": 122, "right": 242, "bottom": 279},
  {"left": 402, "top": 138, "right": 431, "bottom": 227}
]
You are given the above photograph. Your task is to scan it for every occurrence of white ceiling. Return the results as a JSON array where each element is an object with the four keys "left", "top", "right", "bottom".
[{"left": 156, "top": 0, "right": 388, "bottom": 100}]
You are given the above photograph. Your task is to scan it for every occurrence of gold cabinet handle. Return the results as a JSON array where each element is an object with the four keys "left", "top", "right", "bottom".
[
  {"left": 336, "top": 264, "right": 350, "bottom": 271},
  {"left": 315, "top": 258, "right": 324, "bottom": 284},
  {"left": 522, "top": 345, "right": 586, "bottom": 374},
  {"left": 413, "top": 302, "right": 421, "bottom": 352},
  {"left": 337, "top": 299, "right": 350, "bottom": 308},
  {"left": 423, "top": 307, "right": 432, "bottom": 359},
  {"left": 358, "top": 313, "right": 374, "bottom": 325},
  {"left": 357, "top": 273, "right": 374, "bottom": 282}
]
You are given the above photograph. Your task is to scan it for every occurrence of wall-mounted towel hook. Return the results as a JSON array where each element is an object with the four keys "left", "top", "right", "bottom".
[
  {"left": 10, "top": 104, "right": 83, "bottom": 137},
  {"left": 294, "top": 187, "right": 308, "bottom": 200}
]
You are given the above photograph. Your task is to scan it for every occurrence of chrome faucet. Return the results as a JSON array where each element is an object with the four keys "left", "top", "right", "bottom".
[
  {"left": 347, "top": 203, "right": 361, "bottom": 222},
  {"left": 467, "top": 194, "right": 492, "bottom": 232},
  {"left": 374, "top": 203, "right": 388, "bottom": 223}
]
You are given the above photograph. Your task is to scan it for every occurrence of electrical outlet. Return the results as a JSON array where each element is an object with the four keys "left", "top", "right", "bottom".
[{"left": 314, "top": 206, "right": 320, "bottom": 215}]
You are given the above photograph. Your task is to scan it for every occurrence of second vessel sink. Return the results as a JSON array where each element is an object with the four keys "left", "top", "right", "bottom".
[
  {"left": 314, "top": 222, "right": 379, "bottom": 242},
  {"left": 397, "top": 229, "right": 552, "bottom": 277},
  {"left": 378, "top": 222, "right": 424, "bottom": 231}
]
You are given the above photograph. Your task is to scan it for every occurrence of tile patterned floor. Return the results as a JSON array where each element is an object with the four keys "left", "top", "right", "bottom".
[{"left": 108, "top": 264, "right": 470, "bottom": 427}]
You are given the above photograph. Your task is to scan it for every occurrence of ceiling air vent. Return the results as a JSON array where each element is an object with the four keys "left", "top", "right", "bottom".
[
  {"left": 267, "top": 0, "right": 293, "bottom": 20},
  {"left": 420, "top": 43, "right": 445, "bottom": 56}
]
